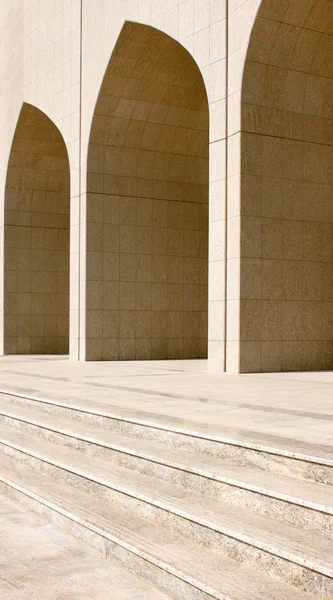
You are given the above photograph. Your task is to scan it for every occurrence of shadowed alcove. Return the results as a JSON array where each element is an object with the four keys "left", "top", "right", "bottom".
[
  {"left": 86, "top": 22, "right": 209, "bottom": 361},
  {"left": 240, "top": 0, "right": 333, "bottom": 371},
  {"left": 4, "top": 103, "right": 70, "bottom": 354}
]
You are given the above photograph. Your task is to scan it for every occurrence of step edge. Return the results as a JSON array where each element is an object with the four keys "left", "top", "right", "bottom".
[
  {"left": 0, "top": 389, "right": 332, "bottom": 467},
  {"left": 0, "top": 471, "right": 223, "bottom": 600},
  {"left": 0, "top": 467, "right": 318, "bottom": 600},
  {"left": 0, "top": 433, "right": 332, "bottom": 579},
  {"left": 0, "top": 406, "right": 332, "bottom": 516}
]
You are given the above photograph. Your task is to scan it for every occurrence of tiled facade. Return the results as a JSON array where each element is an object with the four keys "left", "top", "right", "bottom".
[
  {"left": 86, "top": 23, "right": 209, "bottom": 360},
  {"left": 0, "top": 0, "right": 332, "bottom": 372},
  {"left": 240, "top": 1, "right": 333, "bottom": 372},
  {"left": 4, "top": 103, "right": 70, "bottom": 355}
]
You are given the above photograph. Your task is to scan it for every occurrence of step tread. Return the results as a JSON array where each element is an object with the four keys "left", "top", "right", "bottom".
[
  {"left": 1, "top": 399, "right": 332, "bottom": 514},
  {"left": 0, "top": 452, "right": 317, "bottom": 600},
  {"left": 1, "top": 387, "right": 332, "bottom": 465},
  {"left": 0, "top": 422, "right": 332, "bottom": 576}
]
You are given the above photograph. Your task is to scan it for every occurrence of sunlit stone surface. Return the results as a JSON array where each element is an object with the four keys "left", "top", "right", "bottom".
[{"left": 0, "top": 2, "right": 332, "bottom": 599}]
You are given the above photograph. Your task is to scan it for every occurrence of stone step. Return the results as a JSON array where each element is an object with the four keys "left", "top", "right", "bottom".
[
  {"left": 0, "top": 398, "right": 332, "bottom": 537},
  {"left": 0, "top": 423, "right": 332, "bottom": 598},
  {"left": 1, "top": 390, "right": 332, "bottom": 485},
  {"left": 0, "top": 452, "right": 319, "bottom": 600},
  {"left": 0, "top": 493, "right": 172, "bottom": 600}
]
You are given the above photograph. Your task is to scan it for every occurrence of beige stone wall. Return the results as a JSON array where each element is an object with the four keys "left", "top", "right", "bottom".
[
  {"left": 2, "top": 0, "right": 332, "bottom": 373},
  {"left": 0, "top": 0, "right": 228, "bottom": 367},
  {"left": 79, "top": 0, "right": 228, "bottom": 366},
  {"left": 239, "top": 0, "right": 333, "bottom": 371},
  {"left": 0, "top": 0, "right": 81, "bottom": 358},
  {"left": 4, "top": 104, "right": 70, "bottom": 354},
  {"left": 86, "top": 23, "right": 209, "bottom": 360}
]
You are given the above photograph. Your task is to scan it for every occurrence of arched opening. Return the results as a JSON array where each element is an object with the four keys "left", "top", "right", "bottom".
[
  {"left": 86, "top": 22, "right": 209, "bottom": 361},
  {"left": 4, "top": 103, "right": 70, "bottom": 355},
  {"left": 240, "top": 1, "right": 333, "bottom": 372}
]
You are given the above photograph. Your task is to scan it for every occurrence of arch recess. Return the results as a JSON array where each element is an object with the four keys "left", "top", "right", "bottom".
[
  {"left": 240, "top": 0, "right": 333, "bottom": 372},
  {"left": 4, "top": 103, "right": 70, "bottom": 355},
  {"left": 86, "top": 22, "right": 209, "bottom": 361}
]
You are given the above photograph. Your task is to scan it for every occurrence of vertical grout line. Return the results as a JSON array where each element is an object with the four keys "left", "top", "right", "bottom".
[
  {"left": 223, "top": 0, "right": 229, "bottom": 372},
  {"left": 78, "top": 0, "right": 83, "bottom": 361}
]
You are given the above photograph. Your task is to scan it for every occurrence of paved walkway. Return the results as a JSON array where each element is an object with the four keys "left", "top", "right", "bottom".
[
  {"left": 0, "top": 493, "right": 170, "bottom": 600},
  {"left": 0, "top": 355, "right": 332, "bottom": 454}
]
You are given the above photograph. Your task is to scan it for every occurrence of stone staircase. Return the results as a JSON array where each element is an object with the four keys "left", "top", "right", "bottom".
[{"left": 0, "top": 389, "right": 332, "bottom": 600}]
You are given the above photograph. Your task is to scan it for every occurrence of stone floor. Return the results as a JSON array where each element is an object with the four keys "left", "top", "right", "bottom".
[
  {"left": 0, "top": 493, "right": 171, "bottom": 600},
  {"left": 0, "top": 355, "right": 331, "bottom": 452}
]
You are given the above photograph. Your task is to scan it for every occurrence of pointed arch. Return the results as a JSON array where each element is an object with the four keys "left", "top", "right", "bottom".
[
  {"left": 4, "top": 103, "right": 70, "bottom": 354},
  {"left": 85, "top": 22, "right": 209, "bottom": 361}
]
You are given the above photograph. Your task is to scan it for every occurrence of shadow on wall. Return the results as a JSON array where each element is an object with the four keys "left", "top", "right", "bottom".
[
  {"left": 4, "top": 103, "right": 70, "bottom": 355},
  {"left": 240, "top": 0, "right": 333, "bottom": 372},
  {"left": 86, "top": 21, "right": 210, "bottom": 361}
]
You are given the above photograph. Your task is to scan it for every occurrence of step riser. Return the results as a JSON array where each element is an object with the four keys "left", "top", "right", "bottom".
[
  {"left": 1, "top": 392, "right": 332, "bottom": 486},
  {"left": 0, "top": 440, "right": 330, "bottom": 599},
  {"left": 1, "top": 413, "right": 331, "bottom": 539},
  {"left": 0, "top": 480, "right": 217, "bottom": 600}
]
